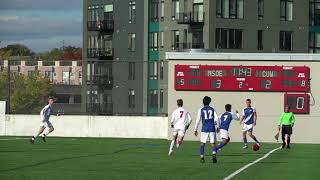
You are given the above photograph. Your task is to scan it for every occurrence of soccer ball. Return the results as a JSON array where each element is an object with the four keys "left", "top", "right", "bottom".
[{"left": 253, "top": 143, "right": 260, "bottom": 151}]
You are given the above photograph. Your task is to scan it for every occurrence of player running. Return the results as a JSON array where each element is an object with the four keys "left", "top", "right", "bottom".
[
  {"left": 168, "top": 99, "right": 192, "bottom": 156},
  {"left": 194, "top": 96, "right": 219, "bottom": 163},
  {"left": 30, "top": 97, "right": 60, "bottom": 144},
  {"left": 214, "top": 104, "right": 240, "bottom": 152},
  {"left": 239, "top": 99, "right": 260, "bottom": 149}
]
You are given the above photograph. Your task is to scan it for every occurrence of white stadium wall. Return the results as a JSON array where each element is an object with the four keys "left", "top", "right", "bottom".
[
  {"left": 0, "top": 104, "right": 168, "bottom": 139},
  {"left": 167, "top": 53, "right": 320, "bottom": 144}
]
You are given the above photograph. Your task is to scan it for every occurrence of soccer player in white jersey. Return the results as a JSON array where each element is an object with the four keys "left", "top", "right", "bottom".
[
  {"left": 30, "top": 97, "right": 60, "bottom": 144},
  {"left": 213, "top": 104, "right": 240, "bottom": 153},
  {"left": 239, "top": 99, "right": 260, "bottom": 149},
  {"left": 168, "top": 99, "right": 192, "bottom": 156},
  {"left": 194, "top": 96, "right": 219, "bottom": 163}
]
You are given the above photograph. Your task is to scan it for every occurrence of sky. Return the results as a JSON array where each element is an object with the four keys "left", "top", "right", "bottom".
[{"left": 0, "top": 0, "right": 82, "bottom": 53}]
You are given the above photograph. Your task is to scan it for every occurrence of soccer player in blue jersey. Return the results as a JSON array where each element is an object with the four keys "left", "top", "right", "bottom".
[
  {"left": 239, "top": 99, "right": 260, "bottom": 149},
  {"left": 214, "top": 104, "right": 240, "bottom": 152},
  {"left": 194, "top": 96, "right": 219, "bottom": 163}
]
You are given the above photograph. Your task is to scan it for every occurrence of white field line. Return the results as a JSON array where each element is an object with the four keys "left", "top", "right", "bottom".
[
  {"left": 0, "top": 137, "right": 29, "bottom": 141},
  {"left": 223, "top": 146, "right": 282, "bottom": 180}
]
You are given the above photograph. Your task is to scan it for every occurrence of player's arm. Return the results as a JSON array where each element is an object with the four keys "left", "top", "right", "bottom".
[
  {"left": 186, "top": 112, "right": 192, "bottom": 130},
  {"left": 194, "top": 109, "right": 201, "bottom": 136},
  {"left": 253, "top": 108, "right": 257, "bottom": 126},
  {"left": 170, "top": 111, "right": 175, "bottom": 128},
  {"left": 239, "top": 109, "right": 245, "bottom": 124},
  {"left": 278, "top": 112, "right": 283, "bottom": 131},
  {"left": 214, "top": 110, "right": 220, "bottom": 133},
  {"left": 232, "top": 110, "right": 241, "bottom": 121}
]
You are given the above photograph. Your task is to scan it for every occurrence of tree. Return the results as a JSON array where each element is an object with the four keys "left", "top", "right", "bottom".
[
  {"left": 2, "top": 44, "right": 34, "bottom": 56},
  {"left": 0, "top": 70, "right": 53, "bottom": 114}
]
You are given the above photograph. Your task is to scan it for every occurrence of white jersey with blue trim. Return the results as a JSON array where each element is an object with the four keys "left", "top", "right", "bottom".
[
  {"left": 242, "top": 106, "right": 256, "bottom": 125},
  {"left": 40, "top": 104, "right": 53, "bottom": 121}
]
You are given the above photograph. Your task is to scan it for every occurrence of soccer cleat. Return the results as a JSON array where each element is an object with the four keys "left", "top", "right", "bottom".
[
  {"left": 30, "top": 137, "right": 35, "bottom": 144},
  {"left": 242, "top": 145, "right": 248, "bottom": 149},
  {"left": 200, "top": 158, "right": 205, "bottom": 163},
  {"left": 282, "top": 143, "right": 286, "bottom": 149},
  {"left": 42, "top": 135, "right": 46, "bottom": 142},
  {"left": 212, "top": 154, "right": 217, "bottom": 163}
]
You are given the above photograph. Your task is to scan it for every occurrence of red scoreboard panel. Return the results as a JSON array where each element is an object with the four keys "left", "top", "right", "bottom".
[
  {"left": 175, "top": 65, "right": 309, "bottom": 92},
  {"left": 284, "top": 94, "right": 309, "bottom": 114}
]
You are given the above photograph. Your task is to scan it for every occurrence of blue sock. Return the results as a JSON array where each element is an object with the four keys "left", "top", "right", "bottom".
[
  {"left": 243, "top": 137, "right": 248, "bottom": 145},
  {"left": 212, "top": 145, "right": 217, "bottom": 154},
  {"left": 200, "top": 144, "right": 205, "bottom": 157},
  {"left": 252, "top": 136, "right": 259, "bottom": 144},
  {"left": 217, "top": 143, "right": 225, "bottom": 150}
]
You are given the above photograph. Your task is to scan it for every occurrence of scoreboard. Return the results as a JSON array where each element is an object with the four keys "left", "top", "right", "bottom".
[{"left": 175, "top": 65, "right": 310, "bottom": 92}]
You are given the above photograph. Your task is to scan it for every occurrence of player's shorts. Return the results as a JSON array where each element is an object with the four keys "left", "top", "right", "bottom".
[
  {"left": 282, "top": 125, "right": 292, "bottom": 135},
  {"left": 242, "top": 124, "right": 253, "bottom": 132},
  {"left": 200, "top": 132, "right": 216, "bottom": 144},
  {"left": 40, "top": 120, "right": 53, "bottom": 128},
  {"left": 220, "top": 129, "right": 229, "bottom": 139},
  {"left": 173, "top": 129, "right": 185, "bottom": 137}
]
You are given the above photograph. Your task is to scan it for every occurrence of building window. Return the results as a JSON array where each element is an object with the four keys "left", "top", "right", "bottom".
[
  {"left": 128, "top": 33, "right": 136, "bottom": 52},
  {"left": 129, "top": 1, "right": 136, "bottom": 24},
  {"left": 171, "top": 0, "right": 179, "bottom": 20},
  {"left": 149, "top": 61, "right": 158, "bottom": 80},
  {"left": 309, "top": 32, "right": 320, "bottom": 53},
  {"left": 215, "top": 28, "right": 243, "bottom": 49},
  {"left": 149, "top": 90, "right": 158, "bottom": 108},
  {"left": 280, "top": 31, "right": 293, "bottom": 51},
  {"left": 216, "top": 0, "right": 243, "bottom": 19},
  {"left": 160, "top": 31, "right": 164, "bottom": 48},
  {"left": 160, "top": 0, "right": 165, "bottom": 20},
  {"left": 310, "top": 0, "right": 320, "bottom": 26},
  {"left": 160, "top": 60, "right": 164, "bottom": 80},
  {"left": 151, "top": 0, "right": 159, "bottom": 22},
  {"left": 171, "top": 30, "right": 180, "bottom": 50},
  {"left": 258, "top": 30, "right": 263, "bottom": 50},
  {"left": 62, "top": 71, "right": 70, "bottom": 84},
  {"left": 280, "top": 0, "right": 293, "bottom": 21},
  {"left": 150, "top": 32, "right": 159, "bottom": 51},
  {"left": 193, "top": 1, "right": 204, "bottom": 22},
  {"left": 128, "top": 89, "right": 135, "bottom": 108},
  {"left": 128, "top": 62, "right": 135, "bottom": 80},
  {"left": 258, "top": 0, "right": 264, "bottom": 20},
  {"left": 160, "top": 89, "right": 164, "bottom": 108}
]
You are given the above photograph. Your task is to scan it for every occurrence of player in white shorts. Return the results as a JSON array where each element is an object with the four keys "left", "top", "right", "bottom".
[
  {"left": 168, "top": 99, "right": 192, "bottom": 156},
  {"left": 30, "top": 97, "right": 61, "bottom": 144},
  {"left": 213, "top": 104, "right": 240, "bottom": 153},
  {"left": 239, "top": 99, "right": 260, "bottom": 149}
]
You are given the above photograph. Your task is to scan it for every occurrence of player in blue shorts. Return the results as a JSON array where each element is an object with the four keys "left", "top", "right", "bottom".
[
  {"left": 214, "top": 104, "right": 240, "bottom": 152},
  {"left": 239, "top": 99, "right": 260, "bottom": 149},
  {"left": 194, "top": 96, "right": 219, "bottom": 163}
]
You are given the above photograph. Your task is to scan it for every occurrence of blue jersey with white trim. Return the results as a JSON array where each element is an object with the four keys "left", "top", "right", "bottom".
[
  {"left": 242, "top": 107, "right": 256, "bottom": 125},
  {"left": 200, "top": 106, "right": 216, "bottom": 132},
  {"left": 220, "top": 112, "right": 233, "bottom": 131}
]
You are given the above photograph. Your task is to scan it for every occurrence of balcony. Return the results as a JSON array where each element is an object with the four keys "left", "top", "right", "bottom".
[
  {"left": 177, "top": 12, "right": 205, "bottom": 25},
  {"left": 87, "top": 48, "right": 113, "bottom": 60},
  {"left": 92, "top": 74, "right": 113, "bottom": 89},
  {"left": 87, "top": 20, "right": 114, "bottom": 33},
  {"left": 87, "top": 103, "right": 113, "bottom": 115},
  {"left": 172, "top": 42, "right": 204, "bottom": 51}
]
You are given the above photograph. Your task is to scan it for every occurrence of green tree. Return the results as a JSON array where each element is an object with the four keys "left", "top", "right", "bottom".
[
  {"left": 0, "top": 70, "right": 53, "bottom": 114},
  {"left": 2, "top": 44, "right": 33, "bottom": 56}
]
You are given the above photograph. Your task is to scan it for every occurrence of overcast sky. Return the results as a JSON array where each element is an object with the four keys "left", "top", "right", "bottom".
[{"left": 0, "top": 0, "right": 82, "bottom": 52}]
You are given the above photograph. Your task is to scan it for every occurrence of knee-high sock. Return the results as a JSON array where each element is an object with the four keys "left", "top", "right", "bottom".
[
  {"left": 288, "top": 136, "right": 291, "bottom": 145},
  {"left": 200, "top": 144, "right": 205, "bottom": 158},
  {"left": 169, "top": 140, "right": 175, "bottom": 152},
  {"left": 251, "top": 135, "right": 260, "bottom": 144},
  {"left": 243, "top": 137, "right": 248, "bottom": 145},
  {"left": 33, "top": 132, "right": 41, "bottom": 139},
  {"left": 216, "top": 143, "right": 226, "bottom": 151}
]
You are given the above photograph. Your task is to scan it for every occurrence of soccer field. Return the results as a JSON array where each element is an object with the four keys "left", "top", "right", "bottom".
[{"left": 0, "top": 137, "right": 319, "bottom": 180}]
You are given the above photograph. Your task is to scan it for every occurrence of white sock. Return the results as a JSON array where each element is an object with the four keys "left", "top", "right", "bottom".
[
  {"left": 169, "top": 140, "right": 175, "bottom": 152},
  {"left": 33, "top": 132, "right": 41, "bottom": 139}
]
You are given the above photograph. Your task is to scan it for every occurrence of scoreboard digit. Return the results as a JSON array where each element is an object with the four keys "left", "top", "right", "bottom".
[{"left": 284, "top": 94, "right": 309, "bottom": 114}]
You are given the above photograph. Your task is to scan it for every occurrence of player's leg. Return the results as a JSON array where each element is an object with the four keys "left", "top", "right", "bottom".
[
  {"left": 30, "top": 125, "right": 45, "bottom": 144},
  {"left": 281, "top": 126, "right": 287, "bottom": 148},
  {"left": 199, "top": 132, "right": 208, "bottom": 163},
  {"left": 176, "top": 130, "right": 185, "bottom": 148},
  {"left": 42, "top": 121, "right": 54, "bottom": 142},
  {"left": 242, "top": 130, "right": 248, "bottom": 149},
  {"left": 168, "top": 131, "right": 178, "bottom": 156},
  {"left": 286, "top": 125, "right": 292, "bottom": 149},
  {"left": 215, "top": 129, "right": 230, "bottom": 151},
  {"left": 209, "top": 132, "right": 217, "bottom": 163},
  {"left": 248, "top": 128, "right": 260, "bottom": 145}
]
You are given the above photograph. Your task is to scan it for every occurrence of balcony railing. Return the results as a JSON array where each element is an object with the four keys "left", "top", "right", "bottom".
[
  {"left": 87, "top": 20, "right": 114, "bottom": 33},
  {"left": 177, "top": 12, "right": 205, "bottom": 25},
  {"left": 86, "top": 103, "right": 113, "bottom": 115},
  {"left": 91, "top": 74, "right": 113, "bottom": 89},
  {"left": 87, "top": 48, "right": 113, "bottom": 60},
  {"left": 172, "top": 42, "right": 204, "bottom": 50}
]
